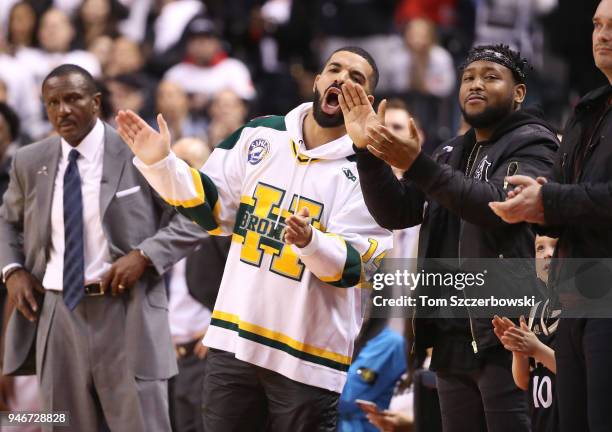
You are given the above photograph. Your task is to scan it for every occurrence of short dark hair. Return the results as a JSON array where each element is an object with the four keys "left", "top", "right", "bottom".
[
  {"left": 42, "top": 64, "right": 98, "bottom": 95},
  {"left": 324, "top": 46, "right": 379, "bottom": 90},
  {"left": 460, "top": 44, "right": 530, "bottom": 84},
  {"left": 0, "top": 102, "right": 20, "bottom": 142}
]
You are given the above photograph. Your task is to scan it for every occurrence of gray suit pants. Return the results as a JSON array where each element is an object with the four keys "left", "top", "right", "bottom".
[{"left": 37, "top": 291, "right": 171, "bottom": 432}]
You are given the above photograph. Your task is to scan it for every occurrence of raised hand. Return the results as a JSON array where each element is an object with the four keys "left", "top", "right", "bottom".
[
  {"left": 116, "top": 110, "right": 171, "bottom": 165},
  {"left": 365, "top": 117, "right": 421, "bottom": 171},
  {"left": 339, "top": 81, "right": 385, "bottom": 149}
]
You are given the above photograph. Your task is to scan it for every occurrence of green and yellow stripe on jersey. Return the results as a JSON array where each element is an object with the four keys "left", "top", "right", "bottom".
[{"left": 210, "top": 311, "right": 352, "bottom": 372}]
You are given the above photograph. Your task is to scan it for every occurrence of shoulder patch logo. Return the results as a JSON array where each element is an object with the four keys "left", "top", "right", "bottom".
[
  {"left": 343, "top": 167, "right": 356, "bottom": 182},
  {"left": 474, "top": 156, "right": 491, "bottom": 182},
  {"left": 247, "top": 139, "right": 270, "bottom": 165}
]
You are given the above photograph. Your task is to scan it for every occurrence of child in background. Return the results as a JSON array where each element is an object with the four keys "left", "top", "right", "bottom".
[{"left": 492, "top": 235, "right": 560, "bottom": 432}]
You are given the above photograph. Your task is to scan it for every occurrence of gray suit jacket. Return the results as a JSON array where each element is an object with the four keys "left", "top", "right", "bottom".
[{"left": 0, "top": 123, "right": 206, "bottom": 378}]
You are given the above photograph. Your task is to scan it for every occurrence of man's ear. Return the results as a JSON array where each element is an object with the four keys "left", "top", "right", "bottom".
[
  {"left": 92, "top": 92, "right": 102, "bottom": 115},
  {"left": 514, "top": 83, "right": 526, "bottom": 105}
]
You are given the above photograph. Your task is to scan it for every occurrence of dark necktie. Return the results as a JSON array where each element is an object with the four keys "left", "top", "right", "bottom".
[{"left": 63, "top": 149, "right": 85, "bottom": 310}]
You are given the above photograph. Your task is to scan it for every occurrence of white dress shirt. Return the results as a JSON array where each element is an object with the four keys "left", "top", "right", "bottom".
[
  {"left": 168, "top": 257, "right": 211, "bottom": 344},
  {"left": 42, "top": 119, "right": 112, "bottom": 291}
]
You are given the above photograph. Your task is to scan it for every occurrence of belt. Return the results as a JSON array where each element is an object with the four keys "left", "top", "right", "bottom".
[
  {"left": 84, "top": 282, "right": 107, "bottom": 296},
  {"left": 175, "top": 338, "right": 201, "bottom": 359}
]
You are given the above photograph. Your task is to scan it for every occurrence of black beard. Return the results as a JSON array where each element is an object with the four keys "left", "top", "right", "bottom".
[
  {"left": 312, "top": 87, "right": 344, "bottom": 128},
  {"left": 460, "top": 97, "right": 514, "bottom": 129}
]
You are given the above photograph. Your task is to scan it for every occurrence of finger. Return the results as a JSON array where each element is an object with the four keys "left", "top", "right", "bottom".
[
  {"left": 513, "top": 186, "right": 523, "bottom": 195},
  {"left": 504, "top": 175, "right": 536, "bottom": 187},
  {"left": 297, "top": 206, "right": 309, "bottom": 218},
  {"left": 16, "top": 295, "right": 35, "bottom": 322},
  {"left": 116, "top": 128, "right": 134, "bottom": 147},
  {"left": 100, "top": 267, "right": 114, "bottom": 294},
  {"left": 122, "top": 110, "right": 146, "bottom": 137},
  {"left": 286, "top": 218, "right": 308, "bottom": 231},
  {"left": 23, "top": 286, "right": 38, "bottom": 314},
  {"left": 111, "top": 268, "right": 124, "bottom": 296},
  {"left": 536, "top": 176, "right": 548, "bottom": 185},
  {"left": 370, "top": 125, "right": 397, "bottom": 145},
  {"left": 366, "top": 126, "right": 389, "bottom": 148},
  {"left": 377, "top": 99, "right": 387, "bottom": 124},
  {"left": 341, "top": 84, "right": 356, "bottom": 109},
  {"left": 157, "top": 113, "right": 171, "bottom": 142},
  {"left": 353, "top": 82, "right": 370, "bottom": 106},
  {"left": 501, "top": 317, "right": 516, "bottom": 326},
  {"left": 367, "top": 144, "right": 387, "bottom": 161},
  {"left": 338, "top": 93, "right": 350, "bottom": 115},
  {"left": 346, "top": 81, "right": 362, "bottom": 107},
  {"left": 408, "top": 117, "right": 419, "bottom": 140}
]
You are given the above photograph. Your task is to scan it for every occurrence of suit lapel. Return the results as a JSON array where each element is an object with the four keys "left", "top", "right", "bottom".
[
  {"left": 35, "top": 139, "right": 61, "bottom": 251},
  {"left": 100, "top": 124, "right": 127, "bottom": 219}
]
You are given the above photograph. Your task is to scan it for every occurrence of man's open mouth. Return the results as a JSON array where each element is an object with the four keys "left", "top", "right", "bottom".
[{"left": 322, "top": 87, "right": 341, "bottom": 115}]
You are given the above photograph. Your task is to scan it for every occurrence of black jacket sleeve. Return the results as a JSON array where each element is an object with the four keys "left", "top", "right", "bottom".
[
  {"left": 405, "top": 136, "right": 557, "bottom": 229},
  {"left": 542, "top": 181, "right": 612, "bottom": 226},
  {"left": 355, "top": 150, "right": 425, "bottom": 230}
]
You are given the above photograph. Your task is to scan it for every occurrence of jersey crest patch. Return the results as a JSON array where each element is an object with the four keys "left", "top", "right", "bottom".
[{"left": 248, "top": 139, "right": 270, "bottom": 165}]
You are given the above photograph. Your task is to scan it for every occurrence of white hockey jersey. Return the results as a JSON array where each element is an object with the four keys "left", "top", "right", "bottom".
[{"left": 134, "top": 103, "right": 392, "bottom": 392}]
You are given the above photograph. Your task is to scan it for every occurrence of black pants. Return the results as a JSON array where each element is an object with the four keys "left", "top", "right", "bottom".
[
  {"left": 201, "top": 349, "right": 339, "bottom": 432},
  {"left": 556, "top": 318, "right": 612, "bottom": 432},
  {"left": 169, "top": 348, "right": 207, "bottom": 432},
  {"left": 436, "top": 352, "right": 530, "bottom": 432}
]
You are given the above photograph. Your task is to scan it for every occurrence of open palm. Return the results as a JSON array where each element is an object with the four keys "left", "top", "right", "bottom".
[
  {"left": 116, "top": 110, "right": 171, "bottom": 165},
  {"left": 339, "top": 81, "right": 385, "bottom": 149}
]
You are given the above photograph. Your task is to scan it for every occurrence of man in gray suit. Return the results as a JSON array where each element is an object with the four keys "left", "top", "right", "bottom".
[{"left": 0, "top": 64, "right": 205, "bottom": 431}]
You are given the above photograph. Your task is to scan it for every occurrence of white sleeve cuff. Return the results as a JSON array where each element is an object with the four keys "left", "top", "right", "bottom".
[
  {"left": 133, "top": 151, "right": 175, "bottom": 170},
  {"left": 291, "top": 227, "right": 321, "bottom": 257},
  {"left": 2, "top": 263, "right": 22, "bottom": 280}
]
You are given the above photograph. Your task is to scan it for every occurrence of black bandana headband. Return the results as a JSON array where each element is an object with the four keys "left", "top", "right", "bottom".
[{"left": 460, "top": 45, "right": 529, "bottom": 83}]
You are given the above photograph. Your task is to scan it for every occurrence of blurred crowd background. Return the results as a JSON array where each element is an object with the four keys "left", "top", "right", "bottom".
[{"left": 0, "top": 0, "right": 607, "bottom": 159}]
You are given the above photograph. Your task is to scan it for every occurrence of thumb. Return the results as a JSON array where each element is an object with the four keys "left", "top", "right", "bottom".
[
  {"left": 536, "top": 176, "right": 548, "bottom": 185},
  {"left": 297, "top": 206, "right": 310, "bottom": 218},
  {"left": 409, "top": 117, "right": 419, "bottom": 140},
  {"left": 157, "top": 114, "right": 171, "bottom": 143},
  {"left": 377, "top": 99, "right": 387, "bottom": 124}
]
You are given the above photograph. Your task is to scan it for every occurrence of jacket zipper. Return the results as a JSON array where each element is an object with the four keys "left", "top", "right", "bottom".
[{"left": 463, "top": 144, "right": 481, "bottom": 353}]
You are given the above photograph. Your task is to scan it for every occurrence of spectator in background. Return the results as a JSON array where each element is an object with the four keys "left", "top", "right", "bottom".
[
  {"left": 388, "top": 17, "right": 456, "bottom": 153},
  {"left": 105, "top": 37, "right": 146, "bottom": 78},
  {"left": 206, "top": 88, "right": 248, "bottom": 147},
  {"left": 156, "top": 81, "right": 207, "bottom": 141},
  {"left": 168, "top": 136, "right": 231, "bottom": 432},
  {"left": 0, "top": 103, "right": 19, "bottom": 199},
  {"left": 106, "top": 73, "right": 154, "bottom": 123},
  {"left": 16, "top": 8, "right": 102, "bottom": 87},
  {"left": 313, "top": 0, "right": 398, "bottom": 95},
  {"left": 0, "top": 103, "right": 42, "bottom": 432},
  {"left": 89, "top": 35, "right": 114, "bottom": 74},
  {"left": 0, "top": 46, "right": 45, "bottom": 140},
  {"left": 74, "top": 0, "right": 128, "bottom": 49},
  {"left": 5, "top": 1, "right": 38, "bottom": 54},
  {"left": 164, "top": 16, "right": 256, "bottom": 111},
  {"left": 390, "top": 19, "right": 456, "bottom": 99},
  {"left": 473, "top": 0, "right": 558, "bottom": 71}
]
